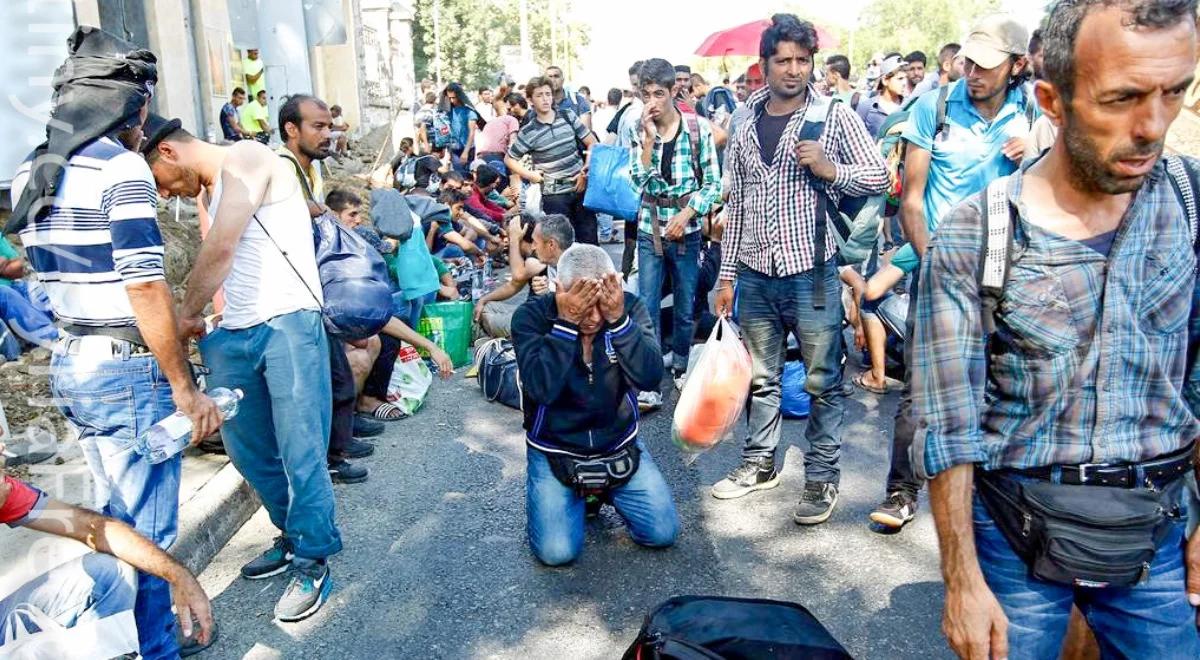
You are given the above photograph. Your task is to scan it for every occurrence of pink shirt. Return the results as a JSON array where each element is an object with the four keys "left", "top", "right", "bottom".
[{"left": 475, "top": 115, "right": 519, "bottom": 154}]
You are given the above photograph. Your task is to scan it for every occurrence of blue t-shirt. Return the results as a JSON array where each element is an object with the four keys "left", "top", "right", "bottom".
[
  {"left": 448, "top": 106, "right": 479, "bottom": 152},
  {"left": 556, "top": 90, "right": 591, "bottom": 118},
  {"left": 901, "top": 80, "right": 1034, "bottom": 233},
  {"left": 220, "top": 103, "right": 240, "bottom": 140}
]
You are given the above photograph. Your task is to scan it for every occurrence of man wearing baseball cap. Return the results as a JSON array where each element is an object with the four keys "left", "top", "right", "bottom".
[{"left": 867, "top": 14, "right": 1035, "bottom": 532}]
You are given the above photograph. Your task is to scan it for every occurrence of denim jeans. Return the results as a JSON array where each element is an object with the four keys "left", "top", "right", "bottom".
[
  {"left": 735, "top": 262, "right": 846, "bottom": 483},
  {"left": 392, "top": 290, "right": 436, "bottom": 330},
  {"left": 526, "top": 439, "right": 678, "bottom": 566},
  {"left": 637, "top": 231, "right": 701, "bottom": 375},
  {"left": 480, "top": 153, "right": 508, "bottom": 178},
  {"left": 886, "top": 268, "right": 922, "bottom": 497},
  {"left": 596, "top": 213, "right": 615, "bottom": 242},
  {"left": 0, "top": 285, "right": 58, "bottom": 347},
  {"left": 972, "top": 492, "right": 1200, "bottom": 658},
  {"left": 49, "top": 345, "right": 182, "bottom": 659},
  {"left": 199, "top": 310, "right": 342, "bottom": 560},
  {"left": 0, "top": 553, "right": 138, "bottom": 655}
]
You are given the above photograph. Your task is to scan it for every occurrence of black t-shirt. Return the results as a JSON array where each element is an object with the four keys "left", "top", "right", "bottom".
[
  {"left": 757, "top": 110, "right": 797, "bottom": 166},
  {"left": 660, "top": 122, "right": 681, "bottom": 184},
  {"left": 413, "top": 155, "right": 442, "bottom": 188}
]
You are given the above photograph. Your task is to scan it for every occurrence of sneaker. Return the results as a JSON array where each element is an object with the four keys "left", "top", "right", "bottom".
[
  {"left": 274, "top": 560, "right": 332, "bottom": 622},
  {"left": 637, "top": 391, "right": 663, "bottom": 412},
  {"left": 336, "top": 438, "right": 375, "bottom": 460},
  {"left": 328, "top": 458, "right": 369, "bottom": 484},
  {"left": 710, "top": 458, "right": 780, "bottom": 499},
  {"left": 869, "top": 491, "right": 918, "bottom": 529},
  {"left": 794, "top": 481, "right": 839, "bottom": 525},
  {"left": 241, "top": 536, "right": 294, "bottom": 580},
  {"left": 178, "top": 621, "right": 219, "bottom": 657},
  {"left": 352, "top": 415, "right": 385, "bottom": 438},
  {"left": 672, "top": 369, "right": 687, "bottom": 392}
]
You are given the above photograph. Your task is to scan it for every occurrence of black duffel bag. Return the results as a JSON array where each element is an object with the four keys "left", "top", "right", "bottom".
[
  {"left": 476, "top": 338, "right": 522, "bottom": 410},
  {"left": 623, "top": 596, "right": 853, "bottom": 660}
]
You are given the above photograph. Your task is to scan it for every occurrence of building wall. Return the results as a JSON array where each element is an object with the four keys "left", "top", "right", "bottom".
[
  {"left": 189, "top": 0, "right": 238, "bottom": 140},
  {"left": 312, "top": 0, "right": 363, "bottom": 131},
  {"left": 144, "top": 0, "right": 204, "bottom": 133}
]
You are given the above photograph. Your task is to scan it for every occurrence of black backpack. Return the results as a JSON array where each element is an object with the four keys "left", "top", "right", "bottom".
[{"left": 622, "top": 596, "right": 853, "bottom": 660}]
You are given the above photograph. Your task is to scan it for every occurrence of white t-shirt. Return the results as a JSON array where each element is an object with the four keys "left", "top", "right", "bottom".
[{"left": 209, "top": 157, "right": 323, "bottom": 329}]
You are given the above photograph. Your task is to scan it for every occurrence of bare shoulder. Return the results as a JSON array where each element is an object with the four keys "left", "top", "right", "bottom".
[{"left": 222, "top": 140, "right": 276, "bottom": 177}]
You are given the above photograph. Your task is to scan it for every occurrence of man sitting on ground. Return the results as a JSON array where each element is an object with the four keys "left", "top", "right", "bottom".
[
  {"left": 474, "top": 213, "right": 574, "bottom": 337},
  {"left": 511, "top": 244, "right": 678, "bottom": 565}
]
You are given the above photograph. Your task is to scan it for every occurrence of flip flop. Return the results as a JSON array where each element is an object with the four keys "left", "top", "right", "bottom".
[
  {"left": 364, "top": 402, "right": 406, "bottom": 421},
  {"left": 852, "top": 373, "right": 889, "bottom": 395}
]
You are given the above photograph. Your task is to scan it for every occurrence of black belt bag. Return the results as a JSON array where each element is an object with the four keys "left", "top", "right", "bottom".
[
  {"left": 545, "top": 443, "right": 641, "bottom": 495},
  {"left": 975, "top": 465, "right": 1184, "bottom": 589}
]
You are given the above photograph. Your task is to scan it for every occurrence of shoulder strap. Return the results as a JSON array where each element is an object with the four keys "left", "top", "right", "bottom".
[
  {"left": 1164, "top": 155, "right": 1199, "bottom": 249},
  {"left": 977, "top": 177, "right": 1015, "bottom": 334},
  {"left": 1024, "top": 95, "right": 1037, "bottom": 129},
  {"left": 677, "top": 103, "right": 703, "bottom": 183},
  {"left": 851, "top": 91, "right": 861, "bottom": 111},
  {"left": 280, "top": 153, "right": 316, "bottom": 203},
  {"left": 933, "top": 84, "right": 951, "bottom": 141}
]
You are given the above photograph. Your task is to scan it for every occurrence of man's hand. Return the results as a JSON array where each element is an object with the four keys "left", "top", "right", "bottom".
[
  {"left": 1001, "top": 137, "right": 1025, "bottom": 163},
  {"left": 574, "top": 171, "right": 588, "bottom": 193},
  {"left": 531, "top": 275, "right": 550, "bottom": 295},
  {"left": 430, "top": 347, "right": 455, "bottom": 379},
  {"left": 664, "top": 210, "right": 691, "bottom": 241},
  {"left": 502, "top": 186, "right": 519, "bottom": 203},
  {"left": 459, "top": 152, "right": 470, "bottom": 165},
  {"left": 795, "top": 140, "right": 837, "bottom": 181},
  {"left": 555, "top": 278, "right": 600, "bottom": 325},
  {"left": 171, "top": 568, "right": 214, "bottom": 647},
  {"left": 715, "top": 278, "right": 735, "bottom": 316},
  {"left": 473, "top": 301, "right": 487, "bottom": 323},
  {"left": 943, "top": 580, "right": 1009, "bottom": 660},
  {"left": 641, "top": 104, "right": 659, "bottom": 143},
  {"left": 1187, "top": 522, "right": 1200, "bottom": 623},
  {"left": 174, "top": 388, "right": 223, "bottom": 445},
  {"left": 508, "top": 215, "right": 524, "bottom": 240},
  {"left": 598, "top": 273, "right": 625, "bottom": 323},
  {"left": 177, "top": 314, "right": 206, "bottom": 342}
]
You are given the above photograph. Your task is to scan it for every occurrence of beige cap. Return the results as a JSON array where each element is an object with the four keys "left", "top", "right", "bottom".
[{"left": 960, "top": 14, "right": 1029, "bottom": 70}]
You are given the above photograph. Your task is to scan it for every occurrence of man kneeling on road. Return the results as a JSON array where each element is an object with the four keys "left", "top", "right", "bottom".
[{"left": 511, "top": 244, "right": 678, "bottom": 565}]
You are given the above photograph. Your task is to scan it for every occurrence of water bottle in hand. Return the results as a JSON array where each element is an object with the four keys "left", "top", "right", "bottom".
[{"left": 139, "top": 388, "right": 243, "bottom": 464}]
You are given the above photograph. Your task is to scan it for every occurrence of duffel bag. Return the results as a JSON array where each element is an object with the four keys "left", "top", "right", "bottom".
[
  {"left": 623, "top": 595, "right": 852, "bottom": 660},
  {"left": 476, "top": 338, "right": 522, "bottom": 410}
]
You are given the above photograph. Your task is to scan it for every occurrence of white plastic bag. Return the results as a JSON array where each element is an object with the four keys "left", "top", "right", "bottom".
[
  {"left": 524, "top": 182, "right": 543, "bottom": 214},
  {"left": 672, "top": 318, "right": 752, "bottom": 455},
  {"left": 386, "top": 343, "right": 433, "bottom": 416},
  {"left": 2, "top": 604, "right": 138, "bottom": 660}
]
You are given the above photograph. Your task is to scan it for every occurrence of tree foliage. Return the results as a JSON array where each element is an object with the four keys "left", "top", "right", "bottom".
[
  {"left": 841, "top": 0, "right": 1000, "bottom": 77},
  {"left": 412, "top": 0, "right": 590, "bottom": 90}
]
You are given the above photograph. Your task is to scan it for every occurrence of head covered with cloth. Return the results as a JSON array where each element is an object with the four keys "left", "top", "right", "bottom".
[{"left": 7, "top": 25, "right": 158, "bottom": 234}]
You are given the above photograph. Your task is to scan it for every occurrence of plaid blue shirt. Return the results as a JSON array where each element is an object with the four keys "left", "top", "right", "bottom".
[
  {"left": 630, "top": 113, "right": 722, "bottom": 236},
  {"left": 912, "top": 157, "right": 1200, "bottom": 478}
]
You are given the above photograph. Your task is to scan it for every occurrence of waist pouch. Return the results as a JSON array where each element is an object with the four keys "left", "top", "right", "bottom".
[
  {"left": 545, "top": 443, "right": 641, "bottom": 495},
  {"left": 975, "top": 467, "right": 1182, "bottom": 589}
]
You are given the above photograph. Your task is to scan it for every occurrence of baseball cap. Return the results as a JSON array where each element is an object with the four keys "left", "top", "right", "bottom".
[
  {"left": 879, "top": 55, "right": 907, "bottom": 78},
  {"left": 139, "top": 113, "right": 182, "bottom": 157},
  {"left": 960, "top": 14, "right": 1029, "bottom": 70}
]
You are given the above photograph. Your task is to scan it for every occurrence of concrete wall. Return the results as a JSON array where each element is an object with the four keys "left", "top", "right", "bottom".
[
  {"left": 189, "top": 0, "right": 237, "bottom": 140},
  {"left": 312, "top": 0, "right": 363, "bottom": 131},
  {"left": 255, "top": 0, "right": 314, "bottom": 134},
  {"left": 144, "top": 0, "right": 204, "bottom": 133}
]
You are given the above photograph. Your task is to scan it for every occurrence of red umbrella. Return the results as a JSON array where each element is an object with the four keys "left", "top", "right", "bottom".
[{"left": 695, "top": 18, "right": 840, "bottom": 57}]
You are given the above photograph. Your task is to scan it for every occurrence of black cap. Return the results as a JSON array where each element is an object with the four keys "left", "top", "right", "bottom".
[{"left": 139, "top": 113, "right": 182, "bottom": 157}]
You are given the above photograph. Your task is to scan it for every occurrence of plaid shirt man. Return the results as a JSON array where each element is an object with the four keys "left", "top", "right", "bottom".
[
  {"left": 629, "top": 112, "right": 722, "bottom": 236},
  {"left": 720, "top": 86, "right": 888, "bottom": 282},
  {"left": 911, "top": 158, "right": 1200, "bottom": 479}
]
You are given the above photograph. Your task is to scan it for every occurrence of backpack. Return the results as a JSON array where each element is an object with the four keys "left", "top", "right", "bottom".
[
  {"left": 703, "top": 87, "right": 737, "bottom": 129},
  {"left": 395, "top": 157, "right": 419, "bottom": 190},
  {"left": 622, "top": 596, "right": 852, "bottom": 660},
  {"left": 475, "top": 338, "right": 522, "bottom": 410},
  {"left": 430, "top": 111, "right": 453, "bottom": 148},
  {"left": 976, "top": 155, "right": 1199, "bottom": 334}
]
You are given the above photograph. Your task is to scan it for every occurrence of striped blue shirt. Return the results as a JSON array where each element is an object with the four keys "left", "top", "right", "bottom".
[{"left": 10, "top": 137, "right": 165, "bottom": 327}]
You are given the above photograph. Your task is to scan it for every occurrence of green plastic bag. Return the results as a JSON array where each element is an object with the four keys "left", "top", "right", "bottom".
[{"left": 418, "top": 301, "right": 474, "bottom": 367}]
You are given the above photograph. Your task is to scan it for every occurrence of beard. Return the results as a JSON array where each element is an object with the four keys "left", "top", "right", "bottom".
[
  {"left": 301, "top": 141, "right": 334, "bottom": 161},
  {"left": 1062, "top": 112, "right": 1163, "bottom": 195}
]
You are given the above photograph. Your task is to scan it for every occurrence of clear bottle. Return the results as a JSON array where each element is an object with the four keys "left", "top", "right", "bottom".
[
  {"left": 138, "top": 388, "right": 244, "bottom": 464},
  {"left": 470, "top": 266, "right": 484, "bottom": 301}
]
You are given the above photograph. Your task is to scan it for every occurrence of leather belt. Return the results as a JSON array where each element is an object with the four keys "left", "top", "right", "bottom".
[
  {"left": 641, "top": 192, "right": 693, "bottom": 256},
  {"left": 63, "top": 323, "right": 147, "bottom": 349},
  {"left": 1008, "top": 443, "right": 1195, "bottom": 489}
]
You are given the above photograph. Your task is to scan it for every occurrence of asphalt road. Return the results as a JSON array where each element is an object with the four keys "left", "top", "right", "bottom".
[{"left": 196, "top": 350, "right": 954, "bottom": 659}]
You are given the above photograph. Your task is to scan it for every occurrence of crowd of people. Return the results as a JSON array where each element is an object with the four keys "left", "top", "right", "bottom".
[{"left": 4, "top": 0, "right": 1200, "bottom": 656}]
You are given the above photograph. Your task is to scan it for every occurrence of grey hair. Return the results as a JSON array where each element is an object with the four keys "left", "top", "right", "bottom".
[
  {"left": 538, "top": 213, "right": 575, "bottom": 250},
  {"left": 556, "top": 244, "right": 615, "bottom": 289},
  {"left": 1042, "top": 0, "right": 1198, "bottom": 102}
]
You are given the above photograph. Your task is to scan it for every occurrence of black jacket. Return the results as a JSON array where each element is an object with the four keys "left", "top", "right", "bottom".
[{"left": 511, "top": 292, "right": 663, "bottom": 457}]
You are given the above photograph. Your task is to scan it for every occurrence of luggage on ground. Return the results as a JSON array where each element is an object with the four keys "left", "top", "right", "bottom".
[
  {"left": 417, "top": 301, "right": 474, "bottom": 367},
  {"left": 475, "top": 338, "right": 522, "bottom": 410}
]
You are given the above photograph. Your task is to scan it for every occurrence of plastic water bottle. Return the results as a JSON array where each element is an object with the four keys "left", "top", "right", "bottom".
[
  {"left": 471, "top": 267, "right": 484, "bottom": 301},
  {"left": 138, "top": 388, "right": 243, "bottom": 464}
]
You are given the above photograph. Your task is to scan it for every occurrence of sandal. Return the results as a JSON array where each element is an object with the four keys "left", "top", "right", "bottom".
[
  {"left": 363, "top": 402, "right": 406, "bottom": 421},
  {"left": 852, "top": 373, "right": 889, "bottom": 395}
]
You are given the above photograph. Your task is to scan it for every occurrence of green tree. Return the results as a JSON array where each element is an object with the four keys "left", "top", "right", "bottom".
[
  {"left": 842, "top": 0, "right": 1000, "bottom": 78},
  {"left": 412, "top": 0, "right": 590, "bottom": 90}
]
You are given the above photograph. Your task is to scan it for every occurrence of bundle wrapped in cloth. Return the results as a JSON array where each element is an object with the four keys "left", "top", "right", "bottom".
[{"left": 672, "top": 317, "right": 752, "bottom": 455}]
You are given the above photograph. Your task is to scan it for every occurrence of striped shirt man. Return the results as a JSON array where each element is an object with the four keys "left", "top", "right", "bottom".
[
  {"left": 507, "top": 110, "right": 589, "bottom": 196},
  {"left": 9, "top": 137, "right": 164, "bottom": 327}
]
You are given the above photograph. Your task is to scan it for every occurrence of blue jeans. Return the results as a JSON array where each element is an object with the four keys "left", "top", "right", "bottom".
[
  {"left": 49, "top": 346, "right": 182, "bottom": 659},
  {"left": 392, "top": 290, "right": 436, "bottom": 329},
  {"left": 973, "top": 492, "right": 1200, "bottom": 658},
  {"left": 437, "top": 245, "right": 467, "bottom": 260},
  {"left": 199, "top": 310, "right": 342, "bottom": 560},
  {"left": 480, "top": 152, "right": 508, "bottom": 178},
  {"left": 526, "top": 439, "right": 679, "bottom": 566},
  {"left": 637, "top": 231, "right": 701, "bottom": 375},
  {"left": 0, "top": 285, "right": 58, "bottom": 347},
  {"left": 0, "top": 553, "right": 138, "bottom": 655},
  {"left": 735, "top": 262, "right": 846, "bottom": 483},
  {"left": 597, "top": 214, "right": 615, "bottom": 242}
]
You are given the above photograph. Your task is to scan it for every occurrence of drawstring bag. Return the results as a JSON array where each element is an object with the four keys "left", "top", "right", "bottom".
[{"left": 672, "top": 317, "right": 752, "bottom": 456}]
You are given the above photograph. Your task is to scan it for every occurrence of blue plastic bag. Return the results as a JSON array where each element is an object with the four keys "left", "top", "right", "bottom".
[
  {"left": 781, "top": 361, "right": 811, "bottom": 419},
  {"left": 583, "top": 143, "right": 639, "bottom": 220}
]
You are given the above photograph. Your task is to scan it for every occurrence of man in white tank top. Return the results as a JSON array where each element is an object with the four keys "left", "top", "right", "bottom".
[{"left": 142, "top": 116, "right": 340, "bottom": 623}]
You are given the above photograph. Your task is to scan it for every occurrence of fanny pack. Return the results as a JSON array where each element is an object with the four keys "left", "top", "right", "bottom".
[
  {"left": 544, "top": 443, "right": 641, "bottom": 495},
  {"left": 975, "top": 465, "right": 1185, "bottom": 589}
]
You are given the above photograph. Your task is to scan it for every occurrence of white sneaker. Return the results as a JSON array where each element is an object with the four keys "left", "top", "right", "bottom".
[{"left": 637, "top": 391, "right": 663, "bottom": 411}]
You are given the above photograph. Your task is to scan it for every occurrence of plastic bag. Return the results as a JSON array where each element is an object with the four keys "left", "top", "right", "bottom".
[
  {"left": 417, "top": 301, "right": 474, "bottom": 367},
  {"left": 583, "top": 144, "right": 639, "bottom": 220},
  {"left": 2, "top": 603, "right": 139, "bottom": 660},
  {"left": 387, "top": 344, "right": 433, "bottom": 415},
  {"left": 672, "top": 317, "right": 752, "bottom": 455},
  {"left": 524, "top": 182, "right": 543, "bottom": 214},
  {"left": 781, "top": 361, "right": 811, "bottom": 419}
]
